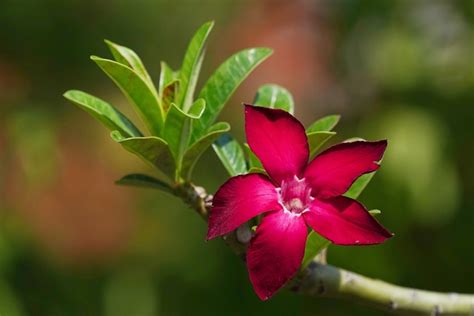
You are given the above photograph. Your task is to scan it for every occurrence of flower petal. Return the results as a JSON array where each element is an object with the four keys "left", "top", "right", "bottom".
[
  {"left": 207, "top": 173, "right": 280, "bottom": 240},
  {"left": 245, "top": 104, "right": 309, "bottom": 185},
  {"left": 304, "top": 140, "right": 387, "bottom": 198},
  {"left": 246, "top": 210, "right": 308, "bottom": 300},
  {"left": 304, "top": 196, "right": 393, "bottom": 245}
]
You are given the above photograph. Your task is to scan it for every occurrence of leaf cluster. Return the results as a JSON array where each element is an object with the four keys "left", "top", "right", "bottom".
[{"left": 65, "top": 21, "right": 272, "bottom": 189}]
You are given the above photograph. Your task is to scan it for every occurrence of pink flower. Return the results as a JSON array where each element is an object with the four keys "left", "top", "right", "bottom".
[{"left": 207, "top": 104, "right": 393, "bottom": 300}]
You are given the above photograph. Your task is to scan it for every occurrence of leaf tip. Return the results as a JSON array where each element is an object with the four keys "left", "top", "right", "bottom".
[
  {"left": 90, "top": 55, "right": 111, "bottom": 64},
  {"left": 246, "top": 47, "right": 273, "bottom": 59},
  {"left": 103, "top": 38, "right": 115, "bottom": 46},
  {"left": 114, "top": 178, "right": 125, "bottom": 186},
  {"left": 63, "top": 90, "right": 74, "bottom": 98},
  {"left": 110, "top": 130, "right": 124, "bottom": 142},
  {"left": 369, "top": 209, "right": 382, "bottom": 216},
  {"left": 261, "top": 47, "right": 274, "bottom": 56},
  {"left": 204, "top": 20, "right": 215, "bottom": 29},
  {"left": 63, "top": 89, "right": 85, "bottom": 102}
]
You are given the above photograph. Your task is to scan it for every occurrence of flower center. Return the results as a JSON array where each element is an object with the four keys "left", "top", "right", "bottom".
[{"left": 277, "top": 176, "right": 313, "bottom": 215}]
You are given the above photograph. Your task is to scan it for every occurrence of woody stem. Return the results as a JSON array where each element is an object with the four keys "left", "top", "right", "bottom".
[{"left": 175, "top": 182, "right": 474, "bottom": 315}]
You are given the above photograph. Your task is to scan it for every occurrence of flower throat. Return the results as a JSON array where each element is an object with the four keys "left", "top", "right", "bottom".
[{"left": 277, "top": 176, "right": 313, "bottom": 215}]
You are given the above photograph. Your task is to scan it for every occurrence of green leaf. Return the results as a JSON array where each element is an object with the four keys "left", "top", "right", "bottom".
[
  {"left": 369, "top": 209, "right": 381, "bottom": 216},
  {"left": 344, "top": 172, "right": 376, "bottom": 199},
  {"left": 111, "top": 131, "right": 175, "bottom": 178},
  {"left": 177, "top": 21, "right": 214, "bottom": 112},
  {"left": 307, "top": 131, "right": 336, "bottom": 157},
  {"left": 163, "top": 100, "right": 205, "bottom": 173},
  {"left": 212, "top": 133, "right": 247, "bottom": 176},
  {"left": 104, "top": 40, "right": 153, "bottom": 84},
  {"left": 64, "top": 90, "right": 142, "bottom": 137},
  {"left": 244, "top": 143, "right": 262, "bottom": 169},
  {"left": 92, "top": 56, "right": 164, "bottom": 136},
  {"left": 307, "top": 114, "right": 341, "bottom": 133},
  {"left": 116, "top": 173, "right": 173, "bottom": 194},
  {"left": 159, "top": 61, "right": 179, "bottom": 96},
  {"left": 194, "top": 48, "right": 273, "bottom": 137},
  {"left": 302, "top": 231, "right": 331, "bottom": 269},
  {"left": 248, "top": 167, "right": 266, "bottom": 175},
  {"left": 181, "top": 122, "right": 230, "bottom": 180},
  {"left": 253, "top": 84, "right": 294, "bottom": 114}
]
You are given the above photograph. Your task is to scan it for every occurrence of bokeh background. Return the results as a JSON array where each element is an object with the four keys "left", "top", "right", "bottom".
[{"left": 1, "top": 0, "right": 473, "bottom": 315}]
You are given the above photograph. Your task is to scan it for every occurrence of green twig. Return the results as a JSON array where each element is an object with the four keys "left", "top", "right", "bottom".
[{"left": 298, "top": 262, "right": 474, "bottom": 315}]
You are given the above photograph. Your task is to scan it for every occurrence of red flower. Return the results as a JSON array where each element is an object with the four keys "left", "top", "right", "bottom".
[{"left": 207, "top": 104, "right": 392, "bottom": 300}]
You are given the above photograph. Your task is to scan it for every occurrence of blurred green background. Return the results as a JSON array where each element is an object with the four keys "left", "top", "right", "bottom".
[{"left": 0, "top": 0, "right": 473, "bottom": 315}]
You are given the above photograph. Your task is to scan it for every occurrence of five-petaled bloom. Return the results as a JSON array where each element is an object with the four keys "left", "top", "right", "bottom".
[{"left": 207, "top": 104, "right": 393, "bottom": 300}]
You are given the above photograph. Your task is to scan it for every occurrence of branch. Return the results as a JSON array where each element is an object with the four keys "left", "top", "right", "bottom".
[
  {"left": 297, "top": 262, "right": 474, "bottom": 315},
  {"left": 175, "top": 182, "right": 474, "bottom": 315}
]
